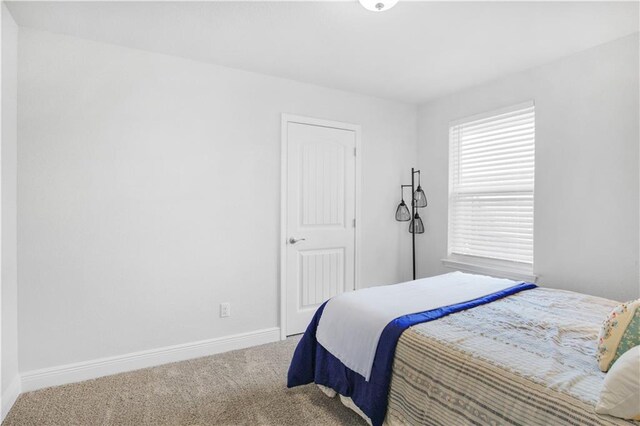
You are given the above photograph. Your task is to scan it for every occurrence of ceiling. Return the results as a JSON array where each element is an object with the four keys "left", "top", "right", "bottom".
[{"left": 6, "top": 1, "right": 639, "bottom": 104}]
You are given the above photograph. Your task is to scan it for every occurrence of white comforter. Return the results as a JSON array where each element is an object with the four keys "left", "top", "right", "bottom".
[{"left": 315, "top": 271, "right": 520, "bottom": 381}]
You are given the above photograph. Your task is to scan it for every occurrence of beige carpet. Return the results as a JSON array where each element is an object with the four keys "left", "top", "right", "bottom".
[{"left": 3, "top": 336, "right": 366, "bottom": 425}]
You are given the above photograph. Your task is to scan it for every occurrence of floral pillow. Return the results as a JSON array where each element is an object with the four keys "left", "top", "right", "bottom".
[{"left": 597, "top": 299, "right": 640, "bottom": 372}]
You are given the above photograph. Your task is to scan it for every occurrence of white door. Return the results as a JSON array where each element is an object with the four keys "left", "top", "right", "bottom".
[{"left": 284, "top": 120, "right": 356, "bottom": 336}]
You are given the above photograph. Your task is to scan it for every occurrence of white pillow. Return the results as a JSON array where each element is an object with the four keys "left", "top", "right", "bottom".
[{"left": 595, "top": 345, "right": 640, "bottom": 420}]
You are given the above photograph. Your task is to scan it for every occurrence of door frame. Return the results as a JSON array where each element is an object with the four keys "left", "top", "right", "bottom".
[{"left": 280, "top": 114, "right": 362, "bottom": 340}]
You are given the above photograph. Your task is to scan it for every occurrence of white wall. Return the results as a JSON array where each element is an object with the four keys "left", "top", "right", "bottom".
[
  {"left": 17, "top": 28, "right": 417, "bottom": 372},
  {"left": 417, "top": 34, "right": 640, "bottom": 302},
  {"left": 1, "top": 2, "right": 20, "bottom": 419}
]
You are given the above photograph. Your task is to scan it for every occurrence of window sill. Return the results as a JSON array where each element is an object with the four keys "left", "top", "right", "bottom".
[{"left": 441, "top": 258, "right": 537, "bottom": 283}]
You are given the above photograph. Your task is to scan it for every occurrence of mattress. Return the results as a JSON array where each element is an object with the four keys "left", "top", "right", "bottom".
[{"left": 324, "top": 287, "right": 634, "bottom": 425}]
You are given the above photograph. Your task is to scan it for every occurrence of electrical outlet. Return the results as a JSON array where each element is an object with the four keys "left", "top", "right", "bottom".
[{"left": 220, "top": 303, "right": 231, "bottom": 318}]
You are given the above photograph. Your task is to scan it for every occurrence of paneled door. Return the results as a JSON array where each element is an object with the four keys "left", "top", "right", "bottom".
[{"left": 283, "top": 118, "right": 357, "bottom": 336}]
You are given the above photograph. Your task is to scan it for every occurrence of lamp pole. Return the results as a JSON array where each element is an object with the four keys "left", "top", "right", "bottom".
[{"left": 411, "top": 167, "right": 416, "bottom": 280}]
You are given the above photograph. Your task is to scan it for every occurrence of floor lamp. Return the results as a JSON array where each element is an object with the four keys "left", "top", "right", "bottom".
[{"left": 395, "top": 168, "right": 427, "bottom": 280}]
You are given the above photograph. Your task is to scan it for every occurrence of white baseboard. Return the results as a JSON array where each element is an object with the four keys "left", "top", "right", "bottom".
[
  {"left": 21, "top": 327, "right": 280, "bottom": 393},
  {"left": 1, "top": 374, "right": 22, "bottom": 422}
]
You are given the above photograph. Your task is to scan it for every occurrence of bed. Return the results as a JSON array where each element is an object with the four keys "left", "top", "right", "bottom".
[{"left": 288, "top": 273, "right": 635, "bottom": 426}]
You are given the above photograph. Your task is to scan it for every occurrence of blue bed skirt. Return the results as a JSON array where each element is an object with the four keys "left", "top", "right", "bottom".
[{"left": 287, "top": 282, "right": 536, "bottom": 426}]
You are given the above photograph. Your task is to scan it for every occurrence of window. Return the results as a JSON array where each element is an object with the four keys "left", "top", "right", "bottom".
[{"left": 447, "top": 101, "right": 535, "bottom": 277}]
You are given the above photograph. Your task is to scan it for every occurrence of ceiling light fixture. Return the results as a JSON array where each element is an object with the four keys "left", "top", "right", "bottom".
[{"left": 358, "top": 0, "right": 398, "bottom": 12}]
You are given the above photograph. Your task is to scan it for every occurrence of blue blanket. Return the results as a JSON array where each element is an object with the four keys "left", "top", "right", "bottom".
[{"left": 287, "top": 282, "right": 536, "bottom": 426}]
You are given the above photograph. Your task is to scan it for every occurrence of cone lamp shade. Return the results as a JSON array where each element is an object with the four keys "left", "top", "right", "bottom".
[
  {"left": 409, "top": 212, "right": 425, "bottom": 234},
  {"left": 395, "top": 200, "right": 411, "bottom": 221},
  {"left": 414, "top": 185, "right": 428, "bottom": 208}
]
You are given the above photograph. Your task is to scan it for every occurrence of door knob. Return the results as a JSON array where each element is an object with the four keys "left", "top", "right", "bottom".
[{"left": 289, "top": 237, "right": 306, "bottom": 244}]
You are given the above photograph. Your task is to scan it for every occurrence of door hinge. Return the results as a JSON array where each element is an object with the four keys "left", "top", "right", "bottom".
[
  {"left": 353, "top": 218, "right": 356, "bottom": 227},
  {"left": 354, "top": 147, "right": 356, "bottom": 156}
]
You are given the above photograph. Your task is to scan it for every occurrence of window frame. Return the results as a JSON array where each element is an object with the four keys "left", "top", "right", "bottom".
[{"left": 443, "top": 101, "right": 537, "bottom": 282}]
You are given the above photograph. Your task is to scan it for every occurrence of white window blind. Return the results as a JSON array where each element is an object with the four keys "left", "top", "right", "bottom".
[{"left": 448, "top": 101, "right": 535, "bottom": 270}]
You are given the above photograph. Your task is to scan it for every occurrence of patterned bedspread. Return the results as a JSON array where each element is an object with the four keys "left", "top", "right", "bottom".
[{"left": 384, "top": 287, "right": 634, "bottom": 425}]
